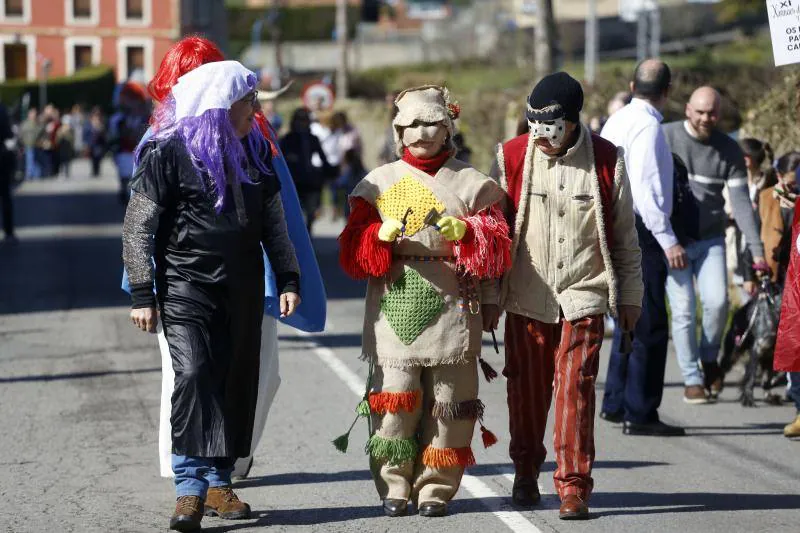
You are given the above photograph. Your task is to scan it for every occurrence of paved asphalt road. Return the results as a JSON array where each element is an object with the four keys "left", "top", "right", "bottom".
[{"left": 1, "top": 163, "right": 799, "bottom": 533}]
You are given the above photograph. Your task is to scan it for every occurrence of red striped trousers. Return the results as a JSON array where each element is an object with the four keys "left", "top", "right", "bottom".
[{"left": 503, "top": 312, "right": 603, "bottom": 499}]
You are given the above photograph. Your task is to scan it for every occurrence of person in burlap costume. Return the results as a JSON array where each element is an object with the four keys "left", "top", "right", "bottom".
[
  {"left": 494, "top": 72, "right": 643, "bottom": 519},
  {"left": 337, "top": 86, "right": 512, "bottom": 518}
]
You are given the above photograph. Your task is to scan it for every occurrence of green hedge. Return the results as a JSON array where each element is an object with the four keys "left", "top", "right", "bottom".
[
  {"left": 0, "top": 65, "right": 116, "bottom": 111},
  {"left": 228, "top": 5, "right": 360, "bottom": 43}
]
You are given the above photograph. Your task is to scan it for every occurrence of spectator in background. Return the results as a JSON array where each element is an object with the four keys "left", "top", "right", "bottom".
[
  {"left": 748, "top": 152, "right": 800, "bottom": 437},
  {"left": 281, "top": 107, "right": 335, "bottom": 233},
  {"left": 67, "top": 104, "right": 86, "bottom": 157},
  {"left": 86, "top": 107, "right": 107, "bottom": 177},
  {"left": 335, "top": 148, "right": 367, "bottom": 220},
  {"left": 19, "top": 108, "right": 41, "bottom": 180},
  {"left": 663, "top": 87, "right": 766, "bottom": 403},
  {"left": 735, "top": 138, "right": 777, "bottom": 301},
  {"left": 258, "top": 90, "right": 285, "bottom": 133},
  {"left": 607, "top": 91, "right": 632, "bottom": 117},
  {"left": 40, "top": 105, "right": 59, "bottom": 177},
  {"left": 56, "top": 119, "right": 75, "bottom": 179},
  {"left": 600, "top": 59, "right": 686, "bottom": 436},
  {"left": 0, "top": 101, "right": 16, "bottom": 244},
  {"left": 746, "top": 152, "right": 800, "bottom": 286},
  {"left": 329, "top": 111, "right": 361, "bottom": 218},
  {"left": 109, "top": 83, "right": 150, "bottom": 203}
]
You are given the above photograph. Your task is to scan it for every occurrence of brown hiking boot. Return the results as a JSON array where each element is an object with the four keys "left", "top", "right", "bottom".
[
  {"left": 204, "top": 486, "right": 251, "bottom": 519},
  {"left": 683, "top": 385, "right": 709, "bottom": 405},
  {"left": 170, "top": 496, "right": 203, "bottom": 532}
]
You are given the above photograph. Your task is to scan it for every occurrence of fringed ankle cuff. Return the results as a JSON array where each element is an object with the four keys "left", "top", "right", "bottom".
[
  {"left": 431, "top": 399, "right": 485, "bottom": 420},
  {"left": 369, "top": 390, "right": 421, "bottom": 414},
  {"left": 366, "top": 434, "right": 418, "bottom": 466},
  {"left": 422, "top": 445, "right": 476, "bottom": 469}
]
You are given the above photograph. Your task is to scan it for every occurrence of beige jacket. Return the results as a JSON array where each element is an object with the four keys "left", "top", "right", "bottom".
[{"left": 497, "top": 125, "right": 643, "bottom": 324}]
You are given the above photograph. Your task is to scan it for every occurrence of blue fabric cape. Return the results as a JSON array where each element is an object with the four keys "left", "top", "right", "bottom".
[{"left": 121, "top": 127, "right": 327, "bottom": 332}]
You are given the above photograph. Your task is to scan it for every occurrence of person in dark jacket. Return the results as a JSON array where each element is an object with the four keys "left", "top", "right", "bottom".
[
  {"left": 280, "top": 107, "right": 335, "bottom": 234},
  {"left": 0, "top": 102, "right": 16, "bottom": 244},
  {"left": 121, "top": 61, "right": 301, "bottom": 532}
]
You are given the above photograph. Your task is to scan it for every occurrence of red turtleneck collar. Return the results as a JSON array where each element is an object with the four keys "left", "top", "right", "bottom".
[{"left": 402, "top": 148, "right": 452, "bottom": 176}]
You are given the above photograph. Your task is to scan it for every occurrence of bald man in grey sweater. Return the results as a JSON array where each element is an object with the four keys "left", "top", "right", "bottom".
[{"left": 663, "top": 87, "right": 765, "bottom": 404}]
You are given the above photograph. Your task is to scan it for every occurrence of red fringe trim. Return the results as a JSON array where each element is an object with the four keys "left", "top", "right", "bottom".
[
  {"left": 422, "top": 446, "right": 476, "bottom": 469},
  {"left": 369, "top": 390, "right": 421, "bottom": 414},
  {"left": 338, "top": 197, "right": 393, "bottom": 279},
  {"left": 454, "top": 204, "right": 512, "bottom": 279}
]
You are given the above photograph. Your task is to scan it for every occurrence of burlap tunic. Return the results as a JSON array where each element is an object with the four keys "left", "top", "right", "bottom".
[{"left": 350, "top": 157, "right": 505, "bottom": 368}]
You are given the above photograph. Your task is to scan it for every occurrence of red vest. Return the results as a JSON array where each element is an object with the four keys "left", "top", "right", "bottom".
[{"left": 500, "top": 132, "right": 618, "bottom": 248}]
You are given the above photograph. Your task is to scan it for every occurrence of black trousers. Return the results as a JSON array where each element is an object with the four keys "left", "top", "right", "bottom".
[
  {"left": 0, "top": 168, "right": 13, "bottom": 238},
  {"left": 602, "top": 216, "right": 670, "bottom": 424}
]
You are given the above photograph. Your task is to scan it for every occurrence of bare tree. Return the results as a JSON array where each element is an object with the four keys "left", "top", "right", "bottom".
[{"left": 534, "top": 0, "right": 558, "bottom": 81}]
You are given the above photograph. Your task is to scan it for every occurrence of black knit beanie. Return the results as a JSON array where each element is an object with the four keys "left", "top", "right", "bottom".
[{"left": 526, "top": 72, "right": 584, "bottom": 123}]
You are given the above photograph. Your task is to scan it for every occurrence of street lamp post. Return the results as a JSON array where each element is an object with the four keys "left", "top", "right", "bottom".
[
  {"left": 39, "top": 58, "right": 51, "bottom": 107},
  {"left": 585, "top": 0, "right": 598, "bottom": 86},
  {"left": 335, "top": 0, "right": 348, "bottom": 99}
]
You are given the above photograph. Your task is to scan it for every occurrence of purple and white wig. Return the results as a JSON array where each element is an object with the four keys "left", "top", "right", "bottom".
[{"left": 136, "top": 60, "right": 273, "bottom": 213}]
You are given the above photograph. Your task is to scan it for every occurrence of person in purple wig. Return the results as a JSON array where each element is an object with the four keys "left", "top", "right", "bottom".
[{"left": 121, "top": 61, "right": 301, "bottom": 532}]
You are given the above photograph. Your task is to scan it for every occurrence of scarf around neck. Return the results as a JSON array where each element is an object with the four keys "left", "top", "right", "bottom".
[{"left": 402, "top": 147, "right": 452, "bottom": 176}]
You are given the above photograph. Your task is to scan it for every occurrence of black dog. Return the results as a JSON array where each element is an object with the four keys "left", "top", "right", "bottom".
[{"left": 721, "top": 272, "right": 786, "bottom": 407}]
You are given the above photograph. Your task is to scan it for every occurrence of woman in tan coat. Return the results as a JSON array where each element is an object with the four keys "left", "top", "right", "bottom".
[{"left": 337, "top": 86, "right": 511, "bottom": 517}]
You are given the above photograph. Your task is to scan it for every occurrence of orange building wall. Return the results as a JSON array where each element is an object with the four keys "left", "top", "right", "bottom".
[{"left": 0, "top": 0, "right": 180, "bottom": 80}]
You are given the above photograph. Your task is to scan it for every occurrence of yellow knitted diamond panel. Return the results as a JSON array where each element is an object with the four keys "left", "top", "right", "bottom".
[{"left": 375, "top": 176, "right": 446, "bottom": 237}]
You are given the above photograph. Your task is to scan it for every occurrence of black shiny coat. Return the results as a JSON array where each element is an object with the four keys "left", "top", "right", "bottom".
[{"left": 132, "top": 138, "right": 294, "bottom": 458}]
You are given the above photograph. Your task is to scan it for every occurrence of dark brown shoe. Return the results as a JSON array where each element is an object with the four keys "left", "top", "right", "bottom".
[
  {"left": 383, "top": 498, "right": 408, "bottom": 517},
  {"left": 511, "top": 475, "right": 541, "bottom": 507},
  {"left": 204, "top": 486, "right": 251, "bottom": 519},
  {"left": 559, "top": 494, "right": 589, "bottom": 520},
  {"left": 418, "top": 501, "right": 447, "bottom": 517},
  {"left": 170, "top": 496, "right": 203, "bottom": 532},
  {"left": 683, "top": 385, "right": 709, "bottom": 405}
]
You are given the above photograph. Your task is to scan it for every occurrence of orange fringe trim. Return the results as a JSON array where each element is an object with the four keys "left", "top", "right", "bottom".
[
  {"left": 369, "top": 390, "right": 421, "bottom": 414},
  {"left": 422, "top": 446, "right": 476, "bottom": 469}
]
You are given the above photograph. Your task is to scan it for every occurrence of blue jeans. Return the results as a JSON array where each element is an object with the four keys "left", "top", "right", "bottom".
[
  {"left": 24, "top": 147, "right": 40, "bottom": 179},
  {"left": 172, "top": 454, "right": 235, "bottom": 498},
  {"left": 665, "top": 237, "right": 728, "bottom": 387}
]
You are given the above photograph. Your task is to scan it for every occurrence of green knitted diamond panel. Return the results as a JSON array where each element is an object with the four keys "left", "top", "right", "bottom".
[{"left": 380, "top": 267, "right": 444, "bottom": 345}]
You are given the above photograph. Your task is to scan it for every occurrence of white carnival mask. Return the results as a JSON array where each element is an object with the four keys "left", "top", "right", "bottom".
[
  {"left": 528, "top": 118, "right": 567, "bottom": 149},
  {"left": 402, "top": 123, "right": 446, "bottom": 146}
]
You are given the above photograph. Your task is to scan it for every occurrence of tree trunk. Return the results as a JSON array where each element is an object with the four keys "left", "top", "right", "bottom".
[
  {"left": 336, "top": 0, "right": 349, "bottom": 99},
  {"left": 534, "top": 0, "right": 558, "bottom": 81},
  {"left": 272, "top": 0, "right": 284, "bottom": 74}
]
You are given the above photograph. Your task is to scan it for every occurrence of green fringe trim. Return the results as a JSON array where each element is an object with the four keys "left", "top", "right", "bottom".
[
  {"left": 332, "top": 432, "right": 350, "bottom": 453},
  {"left": 356, "top": 399, "right": 371, "bottom": 417},
  {"left": 366, "top": 434, "right": 418, "bottom": 466}
]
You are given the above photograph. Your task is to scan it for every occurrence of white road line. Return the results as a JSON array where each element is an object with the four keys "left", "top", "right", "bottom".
[{"left": 297, "top": 329, "right": 545, "bottom": 533}]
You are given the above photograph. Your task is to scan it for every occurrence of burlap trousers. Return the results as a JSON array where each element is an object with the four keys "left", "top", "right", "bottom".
[{"left": 368, "top": 360, "right": 479, "bottom": 504}]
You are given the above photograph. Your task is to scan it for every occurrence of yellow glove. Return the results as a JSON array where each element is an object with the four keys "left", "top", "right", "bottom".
[
  {"left": 438, "top": 216, "right": 467, "bottom": 241},
  {"left": 378, "top": 218, "right": 404, "bottom": 242}
]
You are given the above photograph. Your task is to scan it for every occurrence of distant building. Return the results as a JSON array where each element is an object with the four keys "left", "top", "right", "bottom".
[{"left": 0, "top": 0, "right": 227, "bottom": 83}]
